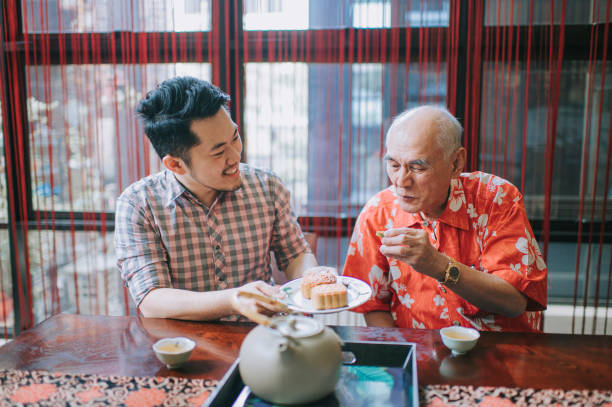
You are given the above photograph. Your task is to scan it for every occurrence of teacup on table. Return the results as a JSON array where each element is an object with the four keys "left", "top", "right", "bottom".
[
  {"left": 440, "top": 326, "right": 480, "bottom": 356},
  {"left": 152, "top": 337, "right": 196, "bottom": 369}
]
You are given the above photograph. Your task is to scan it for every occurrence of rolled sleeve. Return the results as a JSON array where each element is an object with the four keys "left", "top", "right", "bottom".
[
  {"left": 114, "top": 197, "right": 172, "bottom": 306},
  {"left": 479, "top": 198, "right": 548, "bottom": 312},
  {"left": 268, "top": 175, "right": 310, "bottom": 271}
]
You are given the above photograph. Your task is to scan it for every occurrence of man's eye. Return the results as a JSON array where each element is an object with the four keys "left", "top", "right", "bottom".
[
  {"left": 410, "top": 166, "right": 426, "bottom": 173},
  {"left": 214, "top": 151, "right": 224, "bottom": 157}
]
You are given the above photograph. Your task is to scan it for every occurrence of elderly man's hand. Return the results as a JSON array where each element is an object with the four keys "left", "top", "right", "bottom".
[{"left": 378, "top": 228, "right": 446, "bottom": 278}]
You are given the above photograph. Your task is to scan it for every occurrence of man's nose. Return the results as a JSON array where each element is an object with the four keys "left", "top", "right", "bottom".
[
  {"left": 396, "top": 166, "right": 414, "bottom": 187},
  {"left": 228, "top": 141, "right": 242, "bottom": 163}
]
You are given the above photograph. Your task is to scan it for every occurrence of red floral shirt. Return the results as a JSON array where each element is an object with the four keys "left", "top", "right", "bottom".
[{"left": 343, "top": 171, "right": 547, "bottom": 332}]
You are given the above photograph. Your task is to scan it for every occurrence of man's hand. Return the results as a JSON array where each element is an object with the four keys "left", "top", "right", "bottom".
[
  {"left": 378, "top": 228, "right": 528, "bottom": 318},
  {"left": 378, "top": 228, "right": 447, "bottom": 279},
  {"left": 234, "top": 281, "right": 287, "bottom": 316}
]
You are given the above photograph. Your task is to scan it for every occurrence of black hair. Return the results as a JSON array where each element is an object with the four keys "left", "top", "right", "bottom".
[{"left": 136, "top": 76, "right": 231, "bottom": 166}]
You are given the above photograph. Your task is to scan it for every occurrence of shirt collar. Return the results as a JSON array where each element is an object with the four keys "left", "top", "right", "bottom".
[
  {"left": 162, "top": 169, "right": 244, "bottom": 210},
  {"left": 395, "top": 177, "right": 470, "bottom": 231},
  {"left": 163, "top": 170, "right": 186, "bottom": 207},
  {"left": 437, "top": 177, "right": 470, "bottom": 231}
]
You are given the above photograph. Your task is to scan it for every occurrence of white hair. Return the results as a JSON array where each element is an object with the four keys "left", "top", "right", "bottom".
[{"left": 389, "top": 105, "right": 463, "bottom": 158}]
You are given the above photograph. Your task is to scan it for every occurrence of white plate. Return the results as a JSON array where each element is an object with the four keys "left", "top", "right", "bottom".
[{"left": 279, "top": 276, "right": 372, "bottom": 314}]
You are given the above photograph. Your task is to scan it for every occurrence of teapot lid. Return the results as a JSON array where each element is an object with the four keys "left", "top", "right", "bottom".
[{"left": 270, "top": 315, "right": 324, "bottom": 338}]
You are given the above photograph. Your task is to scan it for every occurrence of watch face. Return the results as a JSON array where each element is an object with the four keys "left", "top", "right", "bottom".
[{"left": 449, "top": 266, "right": 460, "bottom": 281}]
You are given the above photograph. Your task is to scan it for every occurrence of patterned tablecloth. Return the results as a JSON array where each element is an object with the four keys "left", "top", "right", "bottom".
[
  {"left": 1, "top": 369, "right": 611, "bottom": 406},
  {"left": 421, "top": 384, "right": 612, "bottom": 407},
  {"left": 0, "top": 369, "right": 217, "bottom": 406}
]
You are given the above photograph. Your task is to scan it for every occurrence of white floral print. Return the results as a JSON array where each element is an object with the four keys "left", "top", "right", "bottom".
[
  {"left": 493, "top": 187, "right": 506, "bottom": 205},
  {"left": 398, "top": 292, "right": 415, "bottom": 308},
  {"left": 366, "top": 195, "right": 381, "bottom": 208},
  {"left": 467, "top": 203, "right": 478, "bottom": 218},
  {"left": 475, "top": 214, "right": 490, "bottom": 251},
  {"left": 515, "top": 228, "right": 546, "bottom": 271},
  {"left": 389, "top": 264, "right": 401, "bottom": 281},
  {"left": 412, "top": 319, "right": 425, "bottom": 329},
  {"left": 448, "top": 178, "right": 466, "bottom": 212}
]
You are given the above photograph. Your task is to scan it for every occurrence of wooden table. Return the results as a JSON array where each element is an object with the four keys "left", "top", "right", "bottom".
[{"left": 0, "top": 313, "right": 611, "bottom": 391}]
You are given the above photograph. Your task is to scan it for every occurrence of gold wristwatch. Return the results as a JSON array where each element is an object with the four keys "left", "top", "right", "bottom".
[{"left": 438, "top": 256, "right": 461, "bottom": 285}]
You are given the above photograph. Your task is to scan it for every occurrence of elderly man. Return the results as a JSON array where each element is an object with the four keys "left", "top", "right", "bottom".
[
  {"left": 343, "top": 105, "right": 547, "bottom": 332},
  {"left": 115, "top": 76, "right": 318, "bottom": 321}
]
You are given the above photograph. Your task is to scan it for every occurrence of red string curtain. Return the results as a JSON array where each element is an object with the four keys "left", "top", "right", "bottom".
[{"left": 0, "top": 0, "right": 611, "bottom": 336}]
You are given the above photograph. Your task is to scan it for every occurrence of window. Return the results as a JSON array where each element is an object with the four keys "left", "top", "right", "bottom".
[
  {"left": 243, "top": 0, "right": 450, "bottom": 30},
  {"left": 480, "top": 60, "right": 612, "bottom": 221},
  {"left": 28, "top": 230, "right": 123, "bottom": 323},
  {"left": 485, "top": 0, "right": 605, "bottom": 26},
  {"left": 3, "top": 0, "right": 611, "bottom": 333},
  {"left": 28, "top": 63, "right": 211, "bottom": 212},
  {"left": 245, "top": 63, "right": 309, "bottom": 210},
  {"left": 22, "top": 0, "right": 212, "bottom": 33}
]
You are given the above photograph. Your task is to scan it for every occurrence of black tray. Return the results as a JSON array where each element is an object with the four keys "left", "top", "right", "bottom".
[{"left": 203, "top": 340, "right": 418, "bottom": 407}]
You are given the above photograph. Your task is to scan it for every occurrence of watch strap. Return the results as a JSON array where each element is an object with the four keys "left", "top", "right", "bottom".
[{"left": 439, "top": 255, "right": 460, "bottom": 285}]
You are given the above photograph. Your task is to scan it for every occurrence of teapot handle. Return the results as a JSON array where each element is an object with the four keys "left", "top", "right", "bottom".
[{"left": 231, "top": 291, "right": 290, "bottom": 327}]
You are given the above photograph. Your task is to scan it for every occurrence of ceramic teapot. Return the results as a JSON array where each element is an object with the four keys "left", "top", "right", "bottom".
[{"left": 232, "top": 291, "right": 343, "bottom": 405}]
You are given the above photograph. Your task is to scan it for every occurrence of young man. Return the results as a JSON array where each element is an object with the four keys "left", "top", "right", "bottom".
[
  {"left": 343, "top": 105, "right": 547, "bottom": 332},
  {"left": 115, "top": 76, "right": 318, "bottom": 321}
]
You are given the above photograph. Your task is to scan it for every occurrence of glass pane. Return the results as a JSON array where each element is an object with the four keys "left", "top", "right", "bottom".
[
  {"left": 485, "top": 0, "right": 611, "bottom": 26},
  {"left": 243, "top": 0, "right": 450, "bottom": 30},
  {"left": 480, "top": 60, "right": 612, "bottom": 221},
  {"left": 547, "top": 241, "right": 611, "bottom": 304},
  {"left": 28, "top": 229, "right": 127, "bottom": 324},
  {"left": 245, "top": 62, "right": 446, "bottom": 217},
  {"left": 27, "top": 63, "right": 210, "bottom": 212},
  {"left": 245, "top": 63, "right": 309, "bottom": 210},
  {"left": 22, "top": 0, "right": 211, "bottom": 33},
  {"left": 0, "top": 230, "right": 14, "bottom": 337}
]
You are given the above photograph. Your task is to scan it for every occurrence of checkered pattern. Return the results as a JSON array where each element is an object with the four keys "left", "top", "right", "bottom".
[{"left": 115, "top": 164, "right": 309, "bottom": 309}]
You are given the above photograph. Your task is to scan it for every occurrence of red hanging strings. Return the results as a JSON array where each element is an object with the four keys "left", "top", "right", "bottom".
[
  {"left": 337, "top": 28, "right": 346, "bottom": 265},
  {"left": 508, "top": 0, "right": 520, "bottom": 186},
  {"left": 22, "top": 0, "right": 49, "bottom": 319},
  {"left": 491, "top": 0, "right": 501, "bottom": 177},
  {"left": 233, "top": 0, "right": 241, "bottom": 133},
  {"left": 587, "top": 0, "right": 611, "bottom": 334},
  {"left": 500, "top": 2, "right": 512, "bottom": 180},
  {"left": 594, "top": 0, "right": 612, "bottom": 335},
  {"left": 520, "top": 0, "right": 534, "bottom": 193},
  {"left": 572, "top": 0, "right": 599, "bottom": 333}
]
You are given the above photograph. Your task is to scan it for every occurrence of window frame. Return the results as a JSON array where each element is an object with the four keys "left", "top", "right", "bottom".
[{"left": 1, "top": 0, "right": 611, "bottom": 335}]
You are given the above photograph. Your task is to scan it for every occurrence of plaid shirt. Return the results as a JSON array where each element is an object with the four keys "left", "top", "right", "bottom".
[{"left": 115, "top": 164, "right": 309, "bottom": 311}]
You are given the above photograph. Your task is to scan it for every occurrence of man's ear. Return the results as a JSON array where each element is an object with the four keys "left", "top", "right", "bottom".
[
  {"left": 162, "top": 155, "right": 187, "bottom": 175},
  {"left": 451, "top": 147, "right": 466, "bottom": 177}
]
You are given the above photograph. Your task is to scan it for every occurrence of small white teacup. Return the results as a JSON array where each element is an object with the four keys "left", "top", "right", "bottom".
[
  {"left": 152, "top": 337, "right": 196, "bottom": 369},
  {"left": 440, "top": 326, "right": 480, "bottom": 356}
]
